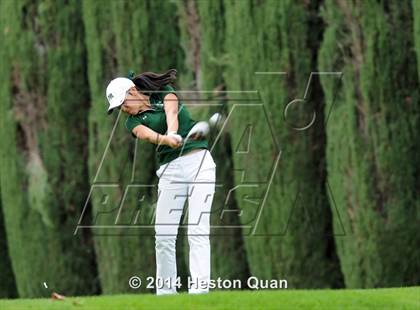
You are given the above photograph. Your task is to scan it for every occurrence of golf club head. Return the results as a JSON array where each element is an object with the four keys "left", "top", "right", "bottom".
[{"left": 209, "top": 112, "right": 223, "bottom": 128}]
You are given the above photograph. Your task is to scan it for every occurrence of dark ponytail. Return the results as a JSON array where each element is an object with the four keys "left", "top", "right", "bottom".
[{"left": 132, "top": 69, "right": 177, "bottom": 92}]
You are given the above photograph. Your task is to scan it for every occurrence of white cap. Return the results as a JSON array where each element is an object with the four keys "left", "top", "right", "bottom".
[{"left": 105, "top": 77, "right": 135, "bottom": 114}]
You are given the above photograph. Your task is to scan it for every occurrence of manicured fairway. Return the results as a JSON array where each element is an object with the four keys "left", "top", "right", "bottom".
[{"left": 1, "top": 287, "right": 419, "bottom": 309}]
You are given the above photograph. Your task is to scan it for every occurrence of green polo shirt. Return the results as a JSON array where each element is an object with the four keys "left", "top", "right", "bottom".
[{"left": 125, "top": 85, "right": 208, "bottom": 166}]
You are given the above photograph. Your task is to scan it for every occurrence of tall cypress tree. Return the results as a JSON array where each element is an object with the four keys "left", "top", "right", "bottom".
[
  {"left": 0, "top": 2, "right": 18, "bottom": 298},
  {"left": 0, "top": 0, "right": 97, "bottom": 297},
  {"left": 319, "top": 0, "right": 420, "bottom": 287},
  {"left": 82, "top": 0, "right": 185, "bottom": 293},
  {"left": 223, "top": 0, "right": 343, "bottom": 287},
  {"left": 176, "top": 0, "right": 250, "bottom": 283}
]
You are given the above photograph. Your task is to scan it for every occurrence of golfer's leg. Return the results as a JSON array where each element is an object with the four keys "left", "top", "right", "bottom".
[
  {"left": 155, "top": 173, "right": 187, "bottom": 295},
  {"left": 187, "top": 167, "right": 215, "bottom": 294}
]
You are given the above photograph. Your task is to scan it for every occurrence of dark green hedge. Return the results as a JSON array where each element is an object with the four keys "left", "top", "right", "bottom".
[
  {"left": 82, "top": 0, "right": 185, "bottom": 293},
  {"left": 319, "top": 0, "right": 420, "bottom": 288},
  {"left": 0, "top": 0, "right": 97, "bottom": 297},
  {"left": 223, "top": 0, "right": 343, "bottom": 288}
]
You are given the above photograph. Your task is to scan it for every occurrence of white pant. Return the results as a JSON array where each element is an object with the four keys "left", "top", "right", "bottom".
[{"left": 155, "top": 149, "right": 216, "bottom": 295}]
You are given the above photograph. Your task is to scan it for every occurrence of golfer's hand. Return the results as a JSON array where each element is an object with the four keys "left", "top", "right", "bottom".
[{"left": 164, "top": 134, "right": 183, "bottom": 149}]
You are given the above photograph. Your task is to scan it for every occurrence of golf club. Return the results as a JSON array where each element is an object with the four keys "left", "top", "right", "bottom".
[{"left": 177, "top": 111, "right": 227, "bottom": 156}]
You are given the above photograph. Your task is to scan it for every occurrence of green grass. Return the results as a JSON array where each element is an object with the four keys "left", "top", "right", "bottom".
[{"left": 0, "top": 287, "right": 418, "bottom": 310}]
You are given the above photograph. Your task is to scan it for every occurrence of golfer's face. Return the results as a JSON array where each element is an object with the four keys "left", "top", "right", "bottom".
[
  {"left": 121, "top": 89, "right": 144, "bottom": 115},
  {"left": 120, "top": 101, "right": 137, "bottom": 115}
]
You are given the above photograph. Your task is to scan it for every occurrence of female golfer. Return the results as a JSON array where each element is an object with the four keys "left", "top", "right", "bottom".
[{"left": 106, "top": 69, "right": 216, "bottom": 295}]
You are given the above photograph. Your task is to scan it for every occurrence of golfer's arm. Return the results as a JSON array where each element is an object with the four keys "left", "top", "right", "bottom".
[
  {"left": 132, "top": 124, "right": 169, "bottom": 146},
  {"left": 163, "top": 93, "right": 179, "bottom": 133}
]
